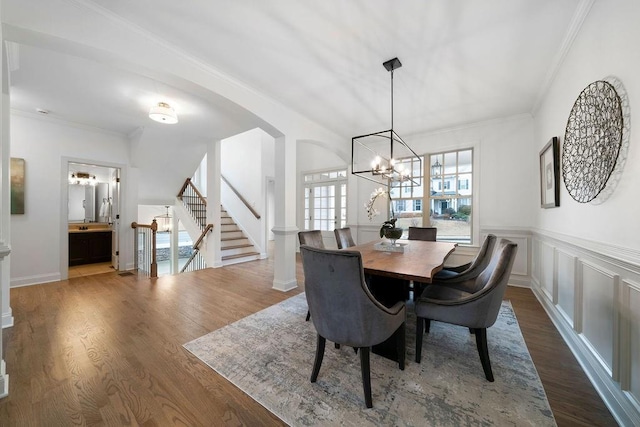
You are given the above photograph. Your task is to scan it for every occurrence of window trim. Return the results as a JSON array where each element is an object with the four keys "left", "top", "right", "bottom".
[
  {"left": 301, "top": 167, "right": 348, "bottom": 232},
  {"left": 425, "top": 147, "right": 476, "bottom": 245}
]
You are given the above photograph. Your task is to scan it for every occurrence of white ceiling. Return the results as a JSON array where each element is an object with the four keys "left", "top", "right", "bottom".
[{"left": 4, "top": 0, "right": 587, "bottom": 201}]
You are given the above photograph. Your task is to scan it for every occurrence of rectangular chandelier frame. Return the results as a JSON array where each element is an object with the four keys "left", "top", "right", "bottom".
[{"left": 351, "top": 128, "right": 422, "bottom": 187}]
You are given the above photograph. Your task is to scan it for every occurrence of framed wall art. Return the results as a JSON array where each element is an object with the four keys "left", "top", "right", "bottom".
[
  {"left": 10, "top": 157, "right": 25, "bottom": 214},
  {"left": 540, "top": 137, "right": 559, "bottom": 208}
]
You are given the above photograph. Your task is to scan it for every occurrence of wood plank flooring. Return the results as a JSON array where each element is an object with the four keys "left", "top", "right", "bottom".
[{"left": 1, "top": 256, "right": 617, "bottom": 426}]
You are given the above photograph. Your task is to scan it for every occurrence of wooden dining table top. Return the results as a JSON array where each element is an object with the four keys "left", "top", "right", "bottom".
[{"left": 346, "top": 239, "right": 457, "bottom": 283}]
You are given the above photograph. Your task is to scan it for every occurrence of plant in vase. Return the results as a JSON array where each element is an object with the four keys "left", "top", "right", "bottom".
[{"left": 365, "top": 187, "right": 403, "bottom": 245}]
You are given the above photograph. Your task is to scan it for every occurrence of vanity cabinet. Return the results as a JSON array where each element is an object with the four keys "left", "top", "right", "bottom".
[{"left": 69, "top": 231, "right": 112, "bottom": 266}]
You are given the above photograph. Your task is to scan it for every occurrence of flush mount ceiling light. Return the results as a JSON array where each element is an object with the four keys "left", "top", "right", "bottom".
[
  {"left": 149, "top": 102, "right": 178, "bottom": 124},
  {"left": 351, "top": 57, "right": 421, "bottom": 187}
]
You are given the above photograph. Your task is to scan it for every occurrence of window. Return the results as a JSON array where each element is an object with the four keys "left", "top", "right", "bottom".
[
  {"left": 303, "top": 168, "right": 348, "bottom": 231},
  {"left": 429, "top": 149, "right": 473, "bottom": 244},
  {"left": 389, "top": 156, "right": 424, "bottom": 232}
]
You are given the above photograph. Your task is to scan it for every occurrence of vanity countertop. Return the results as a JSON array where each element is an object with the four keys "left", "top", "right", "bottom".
[{"left": 68, "top": 224, "right": 112, "bottom": 233}]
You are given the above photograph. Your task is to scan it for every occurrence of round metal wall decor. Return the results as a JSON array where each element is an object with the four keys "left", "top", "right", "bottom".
[{"left": 562, "top": 77, "right": 629, "bottom": 204}]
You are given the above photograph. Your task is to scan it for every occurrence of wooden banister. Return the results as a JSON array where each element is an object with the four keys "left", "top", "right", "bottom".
[
  {"left": 221, "top": 175, "right": 261, "bottom": 219},
  {"left": 192, "top": 223, "right": 214, "bottom": 250},
  {"left": 178, "top": 178, "right": 207, "bottom": 206}
]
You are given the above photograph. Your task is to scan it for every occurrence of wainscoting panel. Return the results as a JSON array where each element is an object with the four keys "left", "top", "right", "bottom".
[
  {"left": 540, "top": 242, "right": 555, "bottom": 301},
  {"left": 531, "top": 230, "right": 640, "bottom": 426},
  {"left": 626, "top": 280, "right": 640, "bottom": 411},
  {"left": 580, "top": 261, "right": 618, "bottom": 376},
  {"left": 556, "top": 250, "right": 577, "bottom": 326}
]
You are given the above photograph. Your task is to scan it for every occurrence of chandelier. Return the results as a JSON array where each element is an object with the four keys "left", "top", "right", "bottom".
[
  {"left": 351, "top": 57, "right": 421, "bottom": 187},
  {"left": 154, "top": 205, "right": 172, "bottom": 232}
]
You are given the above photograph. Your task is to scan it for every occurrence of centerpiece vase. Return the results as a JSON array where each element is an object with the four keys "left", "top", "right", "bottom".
[{"left": 382, "top": 227, "right": 403, "bottom": 246}]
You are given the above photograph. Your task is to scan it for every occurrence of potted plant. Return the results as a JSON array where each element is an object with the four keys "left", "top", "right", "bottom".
[{"left": 365, "top": 187, "right": 403, "bottom": 245}]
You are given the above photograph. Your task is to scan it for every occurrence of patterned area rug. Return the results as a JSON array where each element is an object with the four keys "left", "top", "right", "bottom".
[{"left": 184, "top": 294, "right": 556, "bottom": 426}]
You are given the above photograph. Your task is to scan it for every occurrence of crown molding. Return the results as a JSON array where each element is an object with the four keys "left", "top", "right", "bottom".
[
  {"left": 10, "top": 108, "right": 127, "bottom": 138},
  {"left": 531, "top": 0, "right": 596, "bottom": 115}
]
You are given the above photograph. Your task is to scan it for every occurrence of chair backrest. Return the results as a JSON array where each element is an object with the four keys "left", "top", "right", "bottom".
[
  {"left": 334, "top": 227, "right": 355, "bottom": 249},
  {"left": 300, "top": 245, "right": 405, "bottom": 347},
  {"left": 298, "top": 230, "right": 325, "bottom": 249},
  {"left": 408, "top": 227, "right": 437, "bottom": 241},
  {"left": 460, "top": 234, "right": 497, "bottom": 277},
  {"left": 466, "top": 239, "right": 518, "bottom": 327}
]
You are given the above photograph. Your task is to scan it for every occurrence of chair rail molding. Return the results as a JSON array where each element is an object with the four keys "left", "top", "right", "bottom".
[{"left": 531, "top": 229, "right": 640, "bottom": 426}]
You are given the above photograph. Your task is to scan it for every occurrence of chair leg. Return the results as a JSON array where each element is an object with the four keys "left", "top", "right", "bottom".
[
  {"left": 335, "top": 343, "right": 340, "bottom": 349},
  {"left": 474, "top": 328, "right": 494, "bottom": 382},
  {"left": 396, "top": 322, "right": 405, "bottom": 370},
  {"left": 305, "top": 310, "right": 311, "bottom": 321},
  {"left": 425, "top": 318, "right": 431, "bottom": 333},
  {"left": 416, "top": 317, "right": 423, "bottom": 363},
  {"left": 359, "top": 347, "right": 373, "bottom": 408},
  {"left": 310, "top": 334, "right": 326, "bottom": 383}
]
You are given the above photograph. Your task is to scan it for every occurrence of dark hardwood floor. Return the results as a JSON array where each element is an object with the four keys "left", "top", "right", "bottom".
[{"left": 0, "top": 256, "right": 617, "bottom": 426}]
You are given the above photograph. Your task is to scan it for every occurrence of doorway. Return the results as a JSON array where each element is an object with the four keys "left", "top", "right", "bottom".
[{"left": 64, "top": 160, "right": 121, "bottom": 279}]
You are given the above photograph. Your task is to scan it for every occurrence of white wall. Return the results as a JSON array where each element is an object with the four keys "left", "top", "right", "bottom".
[
  {"left": 221, "top": 128, "right": 273, "bottom": 255},
  {"left": 296, "top": 115, "right": 535, "bottom": 276},
  {"left": 531, "top": 1, "right": 640, "bottom": 425},
  {"left": 9, "top": 114, "right": 131, "bottom": 286},
  {"left": 296, "top": 140, "right": 347, "bottom": 249},
  {"left": 533, "top": 1, "right": 640, "bottom": 249}
]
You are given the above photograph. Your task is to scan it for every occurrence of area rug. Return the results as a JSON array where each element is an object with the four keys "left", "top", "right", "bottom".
[{"left": 184, "top": 294, "right": 556, "bottom": 426}]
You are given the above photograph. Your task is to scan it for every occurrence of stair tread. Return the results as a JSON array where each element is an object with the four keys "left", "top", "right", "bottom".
[
  {"left": 221, "top": 244, "right": 254, "bottom": 250},
  {"left": 221, "top": 237, "right": 250, "bottom": 241},
  {"left": 222, "top": 252, "right": 260, "bottom": 261}
]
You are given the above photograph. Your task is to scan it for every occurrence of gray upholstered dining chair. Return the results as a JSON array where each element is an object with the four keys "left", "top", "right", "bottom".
[
  {"left": 298, "top": 230, "right": 325, "bottom": 249},
  {"left": 334, "top": 227, "right": 355, "bottom": 249},
  {"left": 299, "top": 230, "right": 325, "bottom": 322},
  {"left": 405, "top": 226, "right": 437, "bottom": 299},
  {"left": 414, "top": 239, "right": 518, "bottom": 382},
  {"left": 408, "top": 226, "right": 437, "bottom": 241},
  {"left": 300, "top": 245, "right": 406, "bottom": 408},
  {"left": 432, "top": 234, "right": 497, "bottom": 281}
]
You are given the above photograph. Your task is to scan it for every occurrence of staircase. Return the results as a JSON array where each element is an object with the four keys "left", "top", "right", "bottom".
[{"left": 220, "top": 207, "right": 260, "bottom": 265}]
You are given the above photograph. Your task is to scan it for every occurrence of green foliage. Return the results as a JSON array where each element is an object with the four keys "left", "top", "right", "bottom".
[
  {"left": 458, "top": 205, "right": 472, "bottom": 215},
  {"left": 379, "top": 218, "right": 398, "bottom": 238}
]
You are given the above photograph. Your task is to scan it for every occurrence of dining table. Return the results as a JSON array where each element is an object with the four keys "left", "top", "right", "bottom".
[
  {"left": 347, "top": 239, "right": 458, "bottom": 284},
  {"left": 346, "top": 238, "right": 458, "bottom": 362}
]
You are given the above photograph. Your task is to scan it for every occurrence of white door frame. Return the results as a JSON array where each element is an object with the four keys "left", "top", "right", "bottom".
[{"left": 60, "top": 157, "right": 125, "bottom": 279}]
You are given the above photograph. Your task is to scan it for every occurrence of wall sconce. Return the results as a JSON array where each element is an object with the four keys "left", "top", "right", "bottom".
[{"left": 69, "top": 172, "right": 97, "bottom": 186}]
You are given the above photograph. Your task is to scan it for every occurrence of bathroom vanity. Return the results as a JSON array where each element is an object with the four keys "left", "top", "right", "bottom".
[{"left": 68, "top": 224, "right": 112, "bottom": 266}]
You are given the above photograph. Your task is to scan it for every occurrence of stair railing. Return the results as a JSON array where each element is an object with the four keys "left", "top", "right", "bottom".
[
  {"left": 221, "top": 174, "right": 261, "bottom": 219},
  {"left": 131, "top": 219, "right": 158, "bottom": 278},
  {"left": 180, "top": 224, "right": 213, "bottom": 273},
  {"left": 178, "top": 178, "right": 207, "bottom": 228}
]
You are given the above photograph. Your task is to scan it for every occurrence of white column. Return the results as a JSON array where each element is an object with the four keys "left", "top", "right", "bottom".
[
  {"left": 0, "top": 23, "right": 11, "bottom": 396},
  {"left": 272, "top": 135, "right": 298, "bottom": 291},
  {"left": 206, "top": 139, "right": 222, "bottom": 268},
  {"left": 0, "top": 246, "right": 9, "bottom": 398},
  {"left": 170, "top": 209, "right": 178, "bottom": 274}
]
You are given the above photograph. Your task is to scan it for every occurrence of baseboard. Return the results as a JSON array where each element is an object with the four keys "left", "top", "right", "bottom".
[
  {"left": 531, "top": 284, "right": 640, "bottom": 427},
  {"left": 10, "top": 273, "right": 61, "bottom": 288},
  {"left": 2, "top": 310, "right": 13, "bottom": 329},
  {"left": 0, "top": 361, "right": 8, "bottom": 399},
  {"left": 272, "top": 278, "right": 298, "bottom": 292}
]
